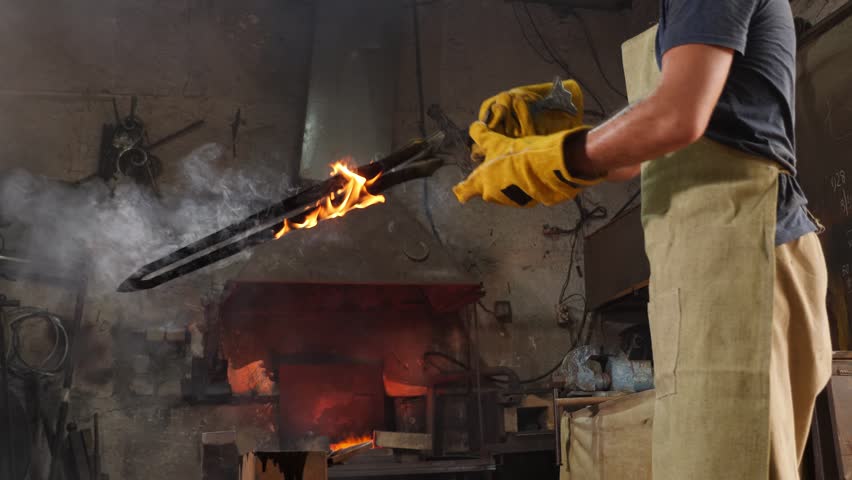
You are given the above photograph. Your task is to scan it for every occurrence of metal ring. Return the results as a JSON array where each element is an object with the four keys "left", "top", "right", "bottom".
[
  {"left": 4, "top": 307, "right": 68, "bottom": 377},
  {"left": 403, "top": 240, "right": 430, "bottom": 262},
  {"left": 116, "top": 147, "right": 150, "bottom": 176}
]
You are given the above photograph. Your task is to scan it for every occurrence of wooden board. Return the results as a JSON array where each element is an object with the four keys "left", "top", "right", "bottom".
[
  {"left": 522, "top": 394, "right": 556, "bottom": 431},
  {"left": 503, "top": 407, "right": 518, "bottom": 434},
  {"left": 556, "top": 394, "right": 626, "bottom": 408},
  {"left": 505, "top": 393, "right": 565, "bottom": 433},
  {"left": 372, "top": 431, "right": 432, "bottom": 451}
]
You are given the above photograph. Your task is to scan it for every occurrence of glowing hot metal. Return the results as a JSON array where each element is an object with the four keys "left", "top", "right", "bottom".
[{"left": 330, "top": 434, "right": 374, "bottom": 452}]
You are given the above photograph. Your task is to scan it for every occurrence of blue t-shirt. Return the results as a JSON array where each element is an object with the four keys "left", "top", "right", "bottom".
[{"left": 655, "top": 0, "right": 817, "bottom": 245}]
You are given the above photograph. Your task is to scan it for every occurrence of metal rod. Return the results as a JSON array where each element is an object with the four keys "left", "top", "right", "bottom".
[
  {"left": 799, "top": 1, "right": 852, "bottom": 48},
  {"left": 41, "top": 409, "right": 56, "bottom": 452},
  {"left": 413, "top": 0, "right": 445, "bottom": 246},
  {"left": 0, "top": 295, "right": 20, "bottom": 480},
  {"left": 147, "top": 119, "right": 205, "bottom": 151},
  {"left": 553, "top": 388, "right": 562, "bottom": 467},
  {"left": 412, "top": 0, "right": 427, "bottom": 138},
  {"left": 111, "top": 98, "right": 121, "bottom": 125},
  {"left": 92, "top": 413, "right": 100, "bottom": 480},
  {"left": 472, "top": 305, "right": 485, "bottom": 457},
  {"left": 0, "top": 254, "right": 30, "bottom": 264},
  {"left": 48, "top": 266, "right": 89, "bottom": 480}
]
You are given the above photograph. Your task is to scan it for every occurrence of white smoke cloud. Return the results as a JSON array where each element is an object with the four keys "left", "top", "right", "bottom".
[{"left": 0, "top": 143, "right": 293, "bottom": 296}]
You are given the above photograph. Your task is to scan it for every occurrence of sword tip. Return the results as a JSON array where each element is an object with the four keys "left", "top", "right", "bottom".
[{"left": 116, "top": 279, "right": 140, "bottom": 292}]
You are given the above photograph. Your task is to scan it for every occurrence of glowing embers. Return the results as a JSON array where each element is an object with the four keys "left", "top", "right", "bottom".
[
  {"left": 329, "top": 434, "right": 373, "bottom": 452},
  {"left": 274, "top": 161, "right": 385, "bottom": 239},
  {"left": 227, "top": 360, "right": 276, "bottom": 396}
]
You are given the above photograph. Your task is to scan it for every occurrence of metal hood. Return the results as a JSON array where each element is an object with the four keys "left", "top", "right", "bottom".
[{"left": 299, "top": 0, "right": 403, "bottom": 181}]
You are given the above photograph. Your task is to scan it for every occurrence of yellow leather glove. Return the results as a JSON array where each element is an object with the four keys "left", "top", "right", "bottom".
[
  {"left": 453, "top": 122, "right": 601, "bottom": 207},
  {"left": 477, "top": 79, "right": 585, "bottom": 138}
]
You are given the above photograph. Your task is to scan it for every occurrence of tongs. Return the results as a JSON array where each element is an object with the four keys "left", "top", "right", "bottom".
[{"left": 117, "top": 131, "right": 450, "bottom": 292}]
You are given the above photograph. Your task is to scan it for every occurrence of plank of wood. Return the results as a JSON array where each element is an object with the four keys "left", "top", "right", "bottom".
[
  {"left": 504, "top": 407, "right": 518, "bottom": 433},
  {"left": 556, "top": 395, "right": 626, "bottom": 408},
  {"left": 373, "top": 431, "right": 432, "bottom": 451},
  {"left": 521, "top": 394, "right": 555, "bottom": 430},
  {"left": 834, "top": 351, "right": 852, "bottom": 361}
]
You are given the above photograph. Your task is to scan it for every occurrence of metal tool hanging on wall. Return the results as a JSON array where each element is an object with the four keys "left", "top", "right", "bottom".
[{"left": 95, "top": 96, "right": 204, "bottom": 195}]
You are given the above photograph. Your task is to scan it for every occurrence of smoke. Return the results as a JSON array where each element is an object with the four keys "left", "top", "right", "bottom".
[{"left": 0, "top": 143, "right": 293, "bottom": 295}]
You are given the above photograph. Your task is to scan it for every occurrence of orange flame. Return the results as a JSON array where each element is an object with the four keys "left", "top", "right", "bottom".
[
  {"left": 330, "top": 434, "right": 373, "bottom": 452},
  {"left": 227, "top": 360, "right": 276, "bottom": 396},
  {"left": 275, "top": 160, "right": 385, "bottom": 239}
]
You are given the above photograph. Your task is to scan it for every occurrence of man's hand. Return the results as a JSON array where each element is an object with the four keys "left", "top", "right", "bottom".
[
  {"left": 454, "top": 79, "right": 601, "bottom": 207},
  {"left": 454, "top": 44, "right": 733, "bottom": 207},
  {"left": 477, "top": 79, "right": 586, "bottom": 138},
  {"left": 471, "top": 80, "right": 586, "bottom": 165},
  {"left": 453, "top": 123, "right": 601, "bottom": 207}
]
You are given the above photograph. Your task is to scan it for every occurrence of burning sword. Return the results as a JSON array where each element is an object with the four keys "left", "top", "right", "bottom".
[{"left": 117, "top": 132, "right": 450, "bottom": 292}]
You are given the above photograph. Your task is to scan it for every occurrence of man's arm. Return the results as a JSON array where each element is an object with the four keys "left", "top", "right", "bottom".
[{"left": 565, "top": 43, "right": 735, "bottom": 180}]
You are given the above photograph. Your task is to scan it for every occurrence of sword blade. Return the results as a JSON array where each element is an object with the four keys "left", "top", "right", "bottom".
[{"left": 117, "top": 135, "right": 445, "bottom": 292}]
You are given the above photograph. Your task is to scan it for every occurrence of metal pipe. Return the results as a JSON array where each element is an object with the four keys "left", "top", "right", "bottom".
[
  {"left": 147, "top": 120, "right": 205, "bottom": 151},
  {"left": 92, "top": 413, "right": 100, "bottom": 480},
  {"left": 798, "top": 1, "right": 852, "bottom": 48},
  {"left": 553, "top": 388, "right": 562, "bottom": 467},
  {"left": 472, "top": 305, "right": 486, "bottom": 457},
  {"left": 0, "top": 254, "right": 30, "bottom": 264},
  {"left": 48, "top": 265, "right": 89, "bottom": 480},
  {"left": 0, "top": 295, "right": 20, "bottom": 480},
  {"left": 412, "top": 0, "right": 427, "bottom": 138}
]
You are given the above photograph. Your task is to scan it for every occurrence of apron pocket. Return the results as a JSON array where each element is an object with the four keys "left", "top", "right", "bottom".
[{"left": 648, "top": 288, "right": 681, "bottom": 399}]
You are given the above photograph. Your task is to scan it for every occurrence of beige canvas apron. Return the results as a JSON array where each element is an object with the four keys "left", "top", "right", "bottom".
[{"left": 623, "top": 27, "right": 776, "bottom": 479}]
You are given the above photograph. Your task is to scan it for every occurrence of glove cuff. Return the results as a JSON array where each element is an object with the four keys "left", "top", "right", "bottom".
[{"left": 548, "top": 126, "right": 602, "bottom": 190}]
